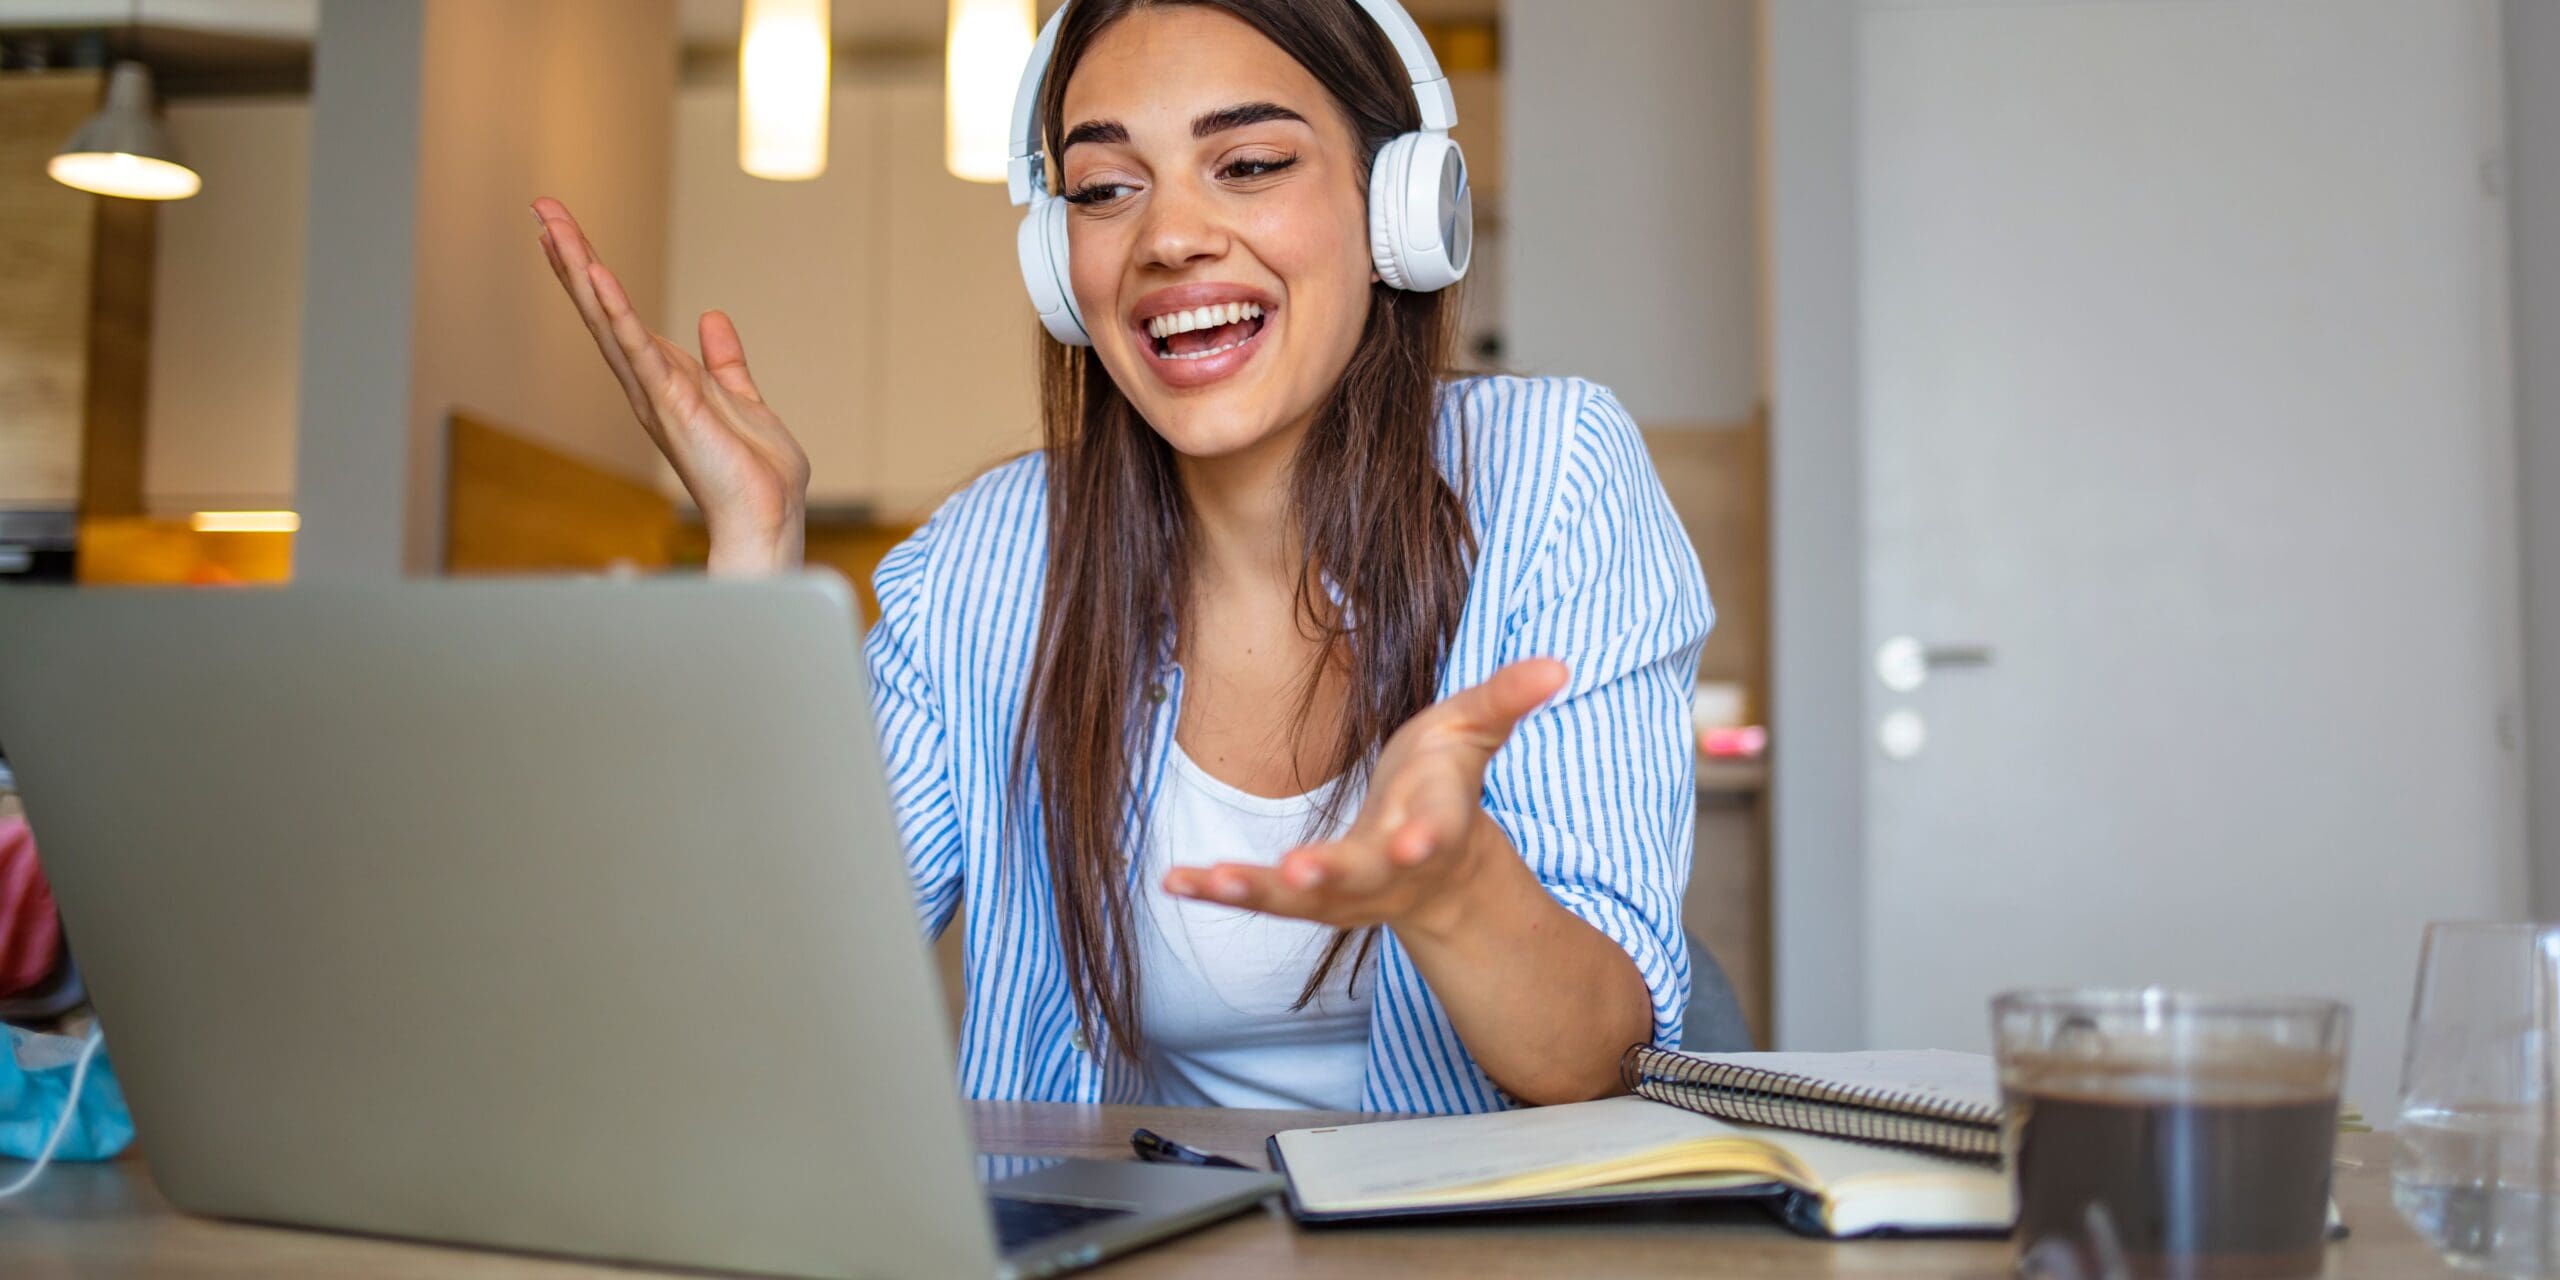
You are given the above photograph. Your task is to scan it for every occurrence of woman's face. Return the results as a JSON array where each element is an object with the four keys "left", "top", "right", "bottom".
[{"left": 1057, "top": 6, "right": 1377, "bottom": 462}]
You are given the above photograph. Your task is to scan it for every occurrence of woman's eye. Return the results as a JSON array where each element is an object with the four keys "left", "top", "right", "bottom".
[
  {"left": 1220, "top": 155, "right": 1299, "bottom": 182},
  {"left": 1064, "top": 181, "right": 1136, "bottom": 206}
]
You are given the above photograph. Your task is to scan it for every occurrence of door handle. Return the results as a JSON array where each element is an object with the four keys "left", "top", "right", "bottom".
[{"left": 1875, "top": 635, "right": 1995, "bottom": 693}]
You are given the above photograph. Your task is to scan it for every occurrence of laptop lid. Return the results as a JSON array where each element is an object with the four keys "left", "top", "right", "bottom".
[{"left": 0, "top": 575, "right": 999, "bottom": 1280}]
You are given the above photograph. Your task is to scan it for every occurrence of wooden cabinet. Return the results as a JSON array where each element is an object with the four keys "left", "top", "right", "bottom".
[{"left": 0, "top": 70, "right": 151, "bottom": 517}]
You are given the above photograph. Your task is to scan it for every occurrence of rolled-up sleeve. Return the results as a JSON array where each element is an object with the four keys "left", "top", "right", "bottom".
[
  {"left": 864, "top": 523, "right": 967, "bottom": 938},
  {"left": 1480, "top": 386, "right": 1713, "bottom": 1051}
]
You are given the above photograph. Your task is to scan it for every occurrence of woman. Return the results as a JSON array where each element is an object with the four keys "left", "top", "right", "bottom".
[{"left": 532, "top": 0, "right": 1709, "bottom": 1113}]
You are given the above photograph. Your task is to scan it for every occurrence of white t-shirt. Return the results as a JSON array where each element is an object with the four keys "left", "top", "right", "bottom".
[{"left": 1135, "top": 745, "right": 1372, "bottom": 1110}]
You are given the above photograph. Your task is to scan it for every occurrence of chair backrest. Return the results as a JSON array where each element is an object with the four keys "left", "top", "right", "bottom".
[{"left": 1680, "top": 932, "right": 1754, "bottom": 1051}]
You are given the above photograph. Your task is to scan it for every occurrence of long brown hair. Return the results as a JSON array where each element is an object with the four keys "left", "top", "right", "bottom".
[{"left": 1012, "top": 0, "right": 1472, "bottom": 1066}]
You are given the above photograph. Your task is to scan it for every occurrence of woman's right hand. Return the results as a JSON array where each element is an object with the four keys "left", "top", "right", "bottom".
[{"left": 533, "top": 197, "right": 810, "bottom": 576}]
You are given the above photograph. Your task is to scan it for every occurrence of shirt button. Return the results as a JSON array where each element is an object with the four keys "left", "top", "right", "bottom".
[
  {"left": 1146, "top": 684, "right": 1166, "bottom": 704},
  {"left": 1069, "top": 1027, "right": 1090, "bottom": 1054}
]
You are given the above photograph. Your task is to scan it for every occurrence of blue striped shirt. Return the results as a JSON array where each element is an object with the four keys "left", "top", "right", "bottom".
[{"left": 864, "top": 375, "right": 1712, "bottom": 1113}]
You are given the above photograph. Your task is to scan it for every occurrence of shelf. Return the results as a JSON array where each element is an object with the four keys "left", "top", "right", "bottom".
[{"left": 1695, "top": 757, "right": 1769, "bottom": 798}]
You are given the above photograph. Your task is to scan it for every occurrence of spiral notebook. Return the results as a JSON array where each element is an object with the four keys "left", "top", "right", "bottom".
[{"left": 1619, "top": 1046, "right": 2003, "bottom": 1162}]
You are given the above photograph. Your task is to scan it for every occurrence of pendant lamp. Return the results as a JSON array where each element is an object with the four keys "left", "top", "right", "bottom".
[
  {"left": 944, "top": 0, "right": 1033, "bottom": 183},
  {"left": 49, "top": 60, "right": 199, "bottom": 201},
  {"left": 50, "top": 0, "right": 200, "bottom": 203},
  {"left": 740, "top": 0, "right": 831, "bottom": 180}
]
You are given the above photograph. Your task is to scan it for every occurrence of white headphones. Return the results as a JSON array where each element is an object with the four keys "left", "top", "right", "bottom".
[{"left": 1006, "top": 0, "right": 1474, "bottom": 347}]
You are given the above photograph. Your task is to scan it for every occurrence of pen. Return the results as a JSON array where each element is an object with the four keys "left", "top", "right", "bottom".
[{"left": 1129, "top": 1127, "right": 1251, "bottom": 1171}]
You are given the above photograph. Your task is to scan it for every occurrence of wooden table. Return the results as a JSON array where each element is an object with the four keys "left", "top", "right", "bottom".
[{"left": 0, "top": 1103, "right": 2451, "bottom": 1278}]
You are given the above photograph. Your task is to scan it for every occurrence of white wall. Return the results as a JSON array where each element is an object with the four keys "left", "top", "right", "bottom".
[
  {"left": 665, "top": 71, "right": 1037, "bottom": 517},
  {"left": 1765, "top": 0, "right": 1867, "bottom": 1052},
  {"left": 408, "top": 0, "right": 677, "bottom": 495},
  {"left": 147, "top": 98, "right": 309, "bottom": 513},
  {"left": 2515, "top": 1, "right": 2560, "bottom": 916},
  {"left": 1503, "top": 0, "right": 1758, "bottom": 425},
  {"left": 294, "top": 0, "right": 676, "bottom": 576}
]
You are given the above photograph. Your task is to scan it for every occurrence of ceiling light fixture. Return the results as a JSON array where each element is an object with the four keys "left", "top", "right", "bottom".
[
  {"left": 944, "top": 0, "right": 1034, "bottom": 184},
  {"left": 50, "top": 59, "right": 200, "bottom": 201},
  {"left": 740, "top": 0, "right": 831, "bottom": 181},
  {"left": 48, "top": 0, "right": 199, "bottom": 202}
]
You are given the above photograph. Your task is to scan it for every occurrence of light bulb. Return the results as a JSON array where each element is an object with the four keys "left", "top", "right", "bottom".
[
  {"left": 50, "top": 62, "right": 201, "bottom": 201},
  {"left": 48, "top": 150, "right": 201, "bottom": 201},
  {"left": 945, "top": 0, "right": 1034, "bottom": 184},
  {"left": 741, "top": 0, "right": 831, "bottom": 181}
]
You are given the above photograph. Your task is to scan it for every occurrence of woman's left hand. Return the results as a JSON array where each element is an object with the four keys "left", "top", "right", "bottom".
[{"left": 1161, "top": 658, "right": 1569, "bottom": 936}]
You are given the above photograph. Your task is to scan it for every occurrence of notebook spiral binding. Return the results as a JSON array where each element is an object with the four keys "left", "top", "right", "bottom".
[{"left": 1620, "top": 1046, "right": 2003, "bottom": 1163}]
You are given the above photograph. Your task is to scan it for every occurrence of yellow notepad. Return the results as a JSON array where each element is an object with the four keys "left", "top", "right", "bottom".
[{"left": 1268, "top": 1095, "right": 2011, "bottom": 1238}]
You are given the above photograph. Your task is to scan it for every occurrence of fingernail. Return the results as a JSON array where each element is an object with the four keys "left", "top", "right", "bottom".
[{"left": 530, "top": 204, "right": 545, "bottom": 226}]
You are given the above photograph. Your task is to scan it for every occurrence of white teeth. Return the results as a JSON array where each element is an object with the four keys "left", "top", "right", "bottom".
[
  {"left": 1144, "top": 301, "right": 1266, "bottom": 339},
  {"left": 1162, "top": 336, "right": 1247, "bottom": 360}
]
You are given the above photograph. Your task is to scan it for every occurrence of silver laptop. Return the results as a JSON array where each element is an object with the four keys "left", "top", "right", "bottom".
[{"left": 0, "top": 574, "right": 1277, "bottom": 1280}]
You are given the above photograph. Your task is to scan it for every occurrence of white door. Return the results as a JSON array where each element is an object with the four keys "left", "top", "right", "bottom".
[{"left": 1858, "top": 0, "right": 2523, "bottom": 1111}]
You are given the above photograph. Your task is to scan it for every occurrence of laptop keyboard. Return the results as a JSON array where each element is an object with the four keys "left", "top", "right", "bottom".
[{"left": 989, "top": 1195, "right": 1137, "bottom": 1251}]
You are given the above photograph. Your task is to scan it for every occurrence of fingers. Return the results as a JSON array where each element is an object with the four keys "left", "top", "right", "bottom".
[
  {"left": 533, "top": 198, "right": 654, "bottom": 428},
  {"left": 1164, "top": 862, "right": 1315, "bottom": 919},
  {"left": 1161, "top": 834, "right": 1414, "bottom": 922},
  {"left": 698, "top": 310, "right": 766, "bottom": 405},
  {"left": 586, "top": 261, "right": 705, "bottom": 430},
  {"left": 1438, "top": 657, "right": 1570, "bottom": 746}
]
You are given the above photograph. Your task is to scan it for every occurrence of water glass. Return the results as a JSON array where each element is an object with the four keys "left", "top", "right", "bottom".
[{"left": 2393, "top": 922, "right": 2560, "bottom": 1276}]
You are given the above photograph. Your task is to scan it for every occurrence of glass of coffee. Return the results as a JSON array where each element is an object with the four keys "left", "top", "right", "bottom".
[{"left": 1993, "top": 988, "right": 2350, "bottom": 1280}]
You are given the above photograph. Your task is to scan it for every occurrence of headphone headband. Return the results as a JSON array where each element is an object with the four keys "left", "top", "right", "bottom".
[{"left": 1007, "top": 0, "right": 1456, "bottom": 208}]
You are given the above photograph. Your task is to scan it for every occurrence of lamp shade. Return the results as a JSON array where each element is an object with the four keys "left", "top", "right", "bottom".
[
  {"left": 740, "top": 0, "right": 830, "bottom": 180},
  {"left": 48, "top": 61, "right": 200, "bottom": 201},
  {"left": 945, "top": 0, "right": 1033, "bottom": 183}
]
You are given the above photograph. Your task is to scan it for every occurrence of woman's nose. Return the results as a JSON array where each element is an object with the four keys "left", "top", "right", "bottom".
[{"left": 1135, "top": 176, "right": 1228, "bottom": 270}]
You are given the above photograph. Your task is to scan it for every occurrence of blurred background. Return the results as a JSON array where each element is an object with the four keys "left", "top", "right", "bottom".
[{"left": 0, "top": 0, "right": 2547, "bottom": 1114}]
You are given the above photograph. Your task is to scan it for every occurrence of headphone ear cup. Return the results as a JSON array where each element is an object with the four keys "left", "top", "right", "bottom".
[
  {"left": 1367, "top": 132, "right": 1472, "bottom": 294},
  {"left": 1368, "top": 133, "right": 1420, "bottom": 291},
  {"left": 1016, "top": 194, "right": 1092, "bottom": 346}
]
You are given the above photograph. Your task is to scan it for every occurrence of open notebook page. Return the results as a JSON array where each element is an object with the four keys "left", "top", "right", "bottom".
[{"left": 1273, "top": 1095, "right": 2007, "bottom": 1228}]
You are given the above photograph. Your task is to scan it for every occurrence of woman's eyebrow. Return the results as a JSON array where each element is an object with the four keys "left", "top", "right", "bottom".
[
  {"left": 1060, "top": 120, "right": 1131, "bottom": 153},
  {"left": 1192, "top": 101, "right": 1306, "bottom": 136},
  {"left": 1058, "top": 102, "right": 1305, "bottom": 156}
]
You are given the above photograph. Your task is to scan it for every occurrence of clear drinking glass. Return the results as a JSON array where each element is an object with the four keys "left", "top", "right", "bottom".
[
  {"left": 1993, "top": 988, "right": 2350, "bottom": 1280},
  {"left": 2392, "top": 922, "right": 2560, "bottom": 1276}
]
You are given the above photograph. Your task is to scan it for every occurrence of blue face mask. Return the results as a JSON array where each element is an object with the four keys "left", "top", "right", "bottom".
[{"left": 0, "top": 1024, "right": 132, "bottom": 1195}]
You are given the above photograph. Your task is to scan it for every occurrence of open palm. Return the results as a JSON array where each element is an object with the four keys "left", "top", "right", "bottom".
[
  {"left": 1162, "top": 658, "right": 1571, "bottom": 933},
  {"left": 534, "top": 197, "right": 810, "bottom": 575}
]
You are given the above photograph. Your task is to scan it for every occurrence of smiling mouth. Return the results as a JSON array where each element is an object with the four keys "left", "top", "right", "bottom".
[{"left": 1145, "top": 302, "right": 1269, "bottom": 362}]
